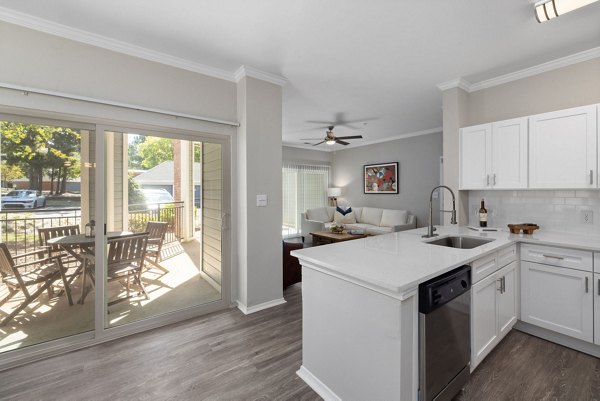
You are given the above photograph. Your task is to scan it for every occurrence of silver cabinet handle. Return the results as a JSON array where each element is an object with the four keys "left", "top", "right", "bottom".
[
  {"left": 493, "top": 173, "right": 497, "bottom": 186},
  {"left": 542, "top": 254, "right": 564, "bottom": 260},
  {"left": 502, "top": 276, "right": 506, "bottom": 293},
  {"left": 598, "top": 278, "right": 600, "bottom": 296},
  {"left": 590, "top": 170, "right": 594, "bottom": 185},
  {"left": 497, "top": 278, "right": 503, "bottom": 293},
  {"left": 585, "top": 276, "right": 589, "bottom": 293},
  {"left": 486, "top": 174, "right": 490, "bottom": 186}
]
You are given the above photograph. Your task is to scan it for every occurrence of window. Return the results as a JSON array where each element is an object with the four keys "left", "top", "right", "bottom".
[{"left": 282, "top": 163, "right": 330, "bottom": 237}]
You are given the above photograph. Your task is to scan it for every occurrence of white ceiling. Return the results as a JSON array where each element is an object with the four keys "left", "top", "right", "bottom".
[{"left": 1, "top": 0, "right": 599, "bottom": 150}]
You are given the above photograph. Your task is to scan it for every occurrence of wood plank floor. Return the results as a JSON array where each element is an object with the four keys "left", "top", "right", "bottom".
[{"left": 1, "top": 283, "right": 599, "bottom": 401}]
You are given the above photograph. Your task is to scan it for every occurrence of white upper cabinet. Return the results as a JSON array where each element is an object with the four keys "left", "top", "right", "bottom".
[
  {"left": 460, "top": 118, "right": 528, "bottom": 190},
  {"left": 529, "top": 105, "right": 597, "bottom": 189},
  {"left": 491, "top": 118, "right": 528, "bottom": 189},
  {"left": 460, "top": 123, "right": 492, "bottom": 189}
]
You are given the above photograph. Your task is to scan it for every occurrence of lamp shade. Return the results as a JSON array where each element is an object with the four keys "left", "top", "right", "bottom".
[{"left": 327, "top": 187, "right": 342, "bottom": 197}]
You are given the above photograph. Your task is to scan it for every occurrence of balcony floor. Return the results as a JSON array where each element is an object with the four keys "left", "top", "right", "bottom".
[{"left": 0, "top": 237, "right": 221, "bottom": 353}]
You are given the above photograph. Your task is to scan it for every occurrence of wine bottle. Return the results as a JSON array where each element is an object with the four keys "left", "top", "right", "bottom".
[{"left": 479, "top": 199, "right": 488, "bottom": 228}]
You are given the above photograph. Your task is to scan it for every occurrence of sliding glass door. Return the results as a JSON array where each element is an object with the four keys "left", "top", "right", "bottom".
[
  {"left": 102, "top": 129, "right": 225, "bottom": 328},
  {"left": 0, "top": 117, "right": 95, "bottom": 353}
]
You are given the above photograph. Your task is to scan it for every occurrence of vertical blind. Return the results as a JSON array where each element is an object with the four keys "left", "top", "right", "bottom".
[{"left": 282, "top": 163, "right": 330, "bottom": 237}]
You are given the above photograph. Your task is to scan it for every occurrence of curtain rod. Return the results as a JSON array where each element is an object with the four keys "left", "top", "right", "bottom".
[{"left": 0, "top": 82, "right": 240, "bottom": 127}]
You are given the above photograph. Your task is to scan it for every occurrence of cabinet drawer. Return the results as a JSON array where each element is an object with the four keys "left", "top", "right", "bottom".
[
  {"left": 521, "top": 244, "right": 593, "bottom": 272},
  {"left": 497, "top": 244, "right": 517, "bottom": 268},
  {"left": 472, "top": 253, "right": 498, "bottom": 283}
]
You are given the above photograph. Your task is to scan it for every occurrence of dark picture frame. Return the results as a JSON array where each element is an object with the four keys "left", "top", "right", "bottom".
[{"left": 363, "top": 162, "right": 399, "bottom": 194}]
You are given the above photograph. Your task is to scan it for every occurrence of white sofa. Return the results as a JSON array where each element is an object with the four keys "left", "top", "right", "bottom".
[{"left": 300, "top": 206, "right": 416, "bottom": 244}]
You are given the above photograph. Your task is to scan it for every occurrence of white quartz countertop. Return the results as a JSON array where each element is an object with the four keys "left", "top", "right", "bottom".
[{"left": 291, "top": 226, "right": 600, "bottom": 296}]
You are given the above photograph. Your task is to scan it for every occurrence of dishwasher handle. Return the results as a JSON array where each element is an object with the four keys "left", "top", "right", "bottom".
[{"left": 419, "top": 265, "right": 471, "bottom": 314}]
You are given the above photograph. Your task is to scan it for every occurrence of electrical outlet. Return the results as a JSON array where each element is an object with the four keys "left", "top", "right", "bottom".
[{"left": 581, "top": 210, "right": 594, "bottom": 224}]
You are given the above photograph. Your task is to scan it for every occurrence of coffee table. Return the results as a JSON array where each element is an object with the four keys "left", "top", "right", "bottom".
[{"left": 310, "top": 230, "right": 368, "bottom": 246}]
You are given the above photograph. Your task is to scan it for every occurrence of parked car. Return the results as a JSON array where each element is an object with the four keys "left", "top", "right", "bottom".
[
  {"left": 141, "top": 188, "right": 175, "bottom": 209},
  {"left": 1, "top": 190, "right": 47, "bottom": 209}
]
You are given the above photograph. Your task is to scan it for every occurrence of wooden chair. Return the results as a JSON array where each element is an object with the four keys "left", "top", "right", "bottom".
[
  {"left": 144, "top": 221, "right": 169, "bottom": 273},
  {"left": 104, "top": 233, "right": 150, "bottom": 307},
  {"left": 0, "top": 243, "right": 73, "bottom": 326},
  {"left": 38, "top": 225, "right": 82, "bottom": 277}
]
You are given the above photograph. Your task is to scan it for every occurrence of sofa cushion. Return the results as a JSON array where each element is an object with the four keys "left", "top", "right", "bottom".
[
  {"left": 334, "top": 210, "right": 357, "bottom": 224},
  {"left": 352, "top": 207, "right": 363, "bottom": 222},
  {"left": 360, "top": 207, "right": 383, "bottom": 226},
  {"left": 380, "top": 209, "right": 408, "bottom": 228},
  {"left": 307, "top": 207, "right": 333, "bottom": 223}
]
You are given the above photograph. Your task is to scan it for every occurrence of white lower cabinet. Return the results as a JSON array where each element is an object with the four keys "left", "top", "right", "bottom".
[
  {"left": 471, "top": 261, "right": 517, "bottom": 370},
  {"left": 595, "top": 273, "right": 600, "bottom": 346},
  {"left": 521, "top": 261, "right": 593, "bottom": 342},
  {"left": 498, "top": 261, "right": 517, "bottom": 337}
]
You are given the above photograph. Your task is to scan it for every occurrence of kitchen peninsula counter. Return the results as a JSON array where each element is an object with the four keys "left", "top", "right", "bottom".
[{"left": 291, "top": 226, "right": 600, "bottom": 401}]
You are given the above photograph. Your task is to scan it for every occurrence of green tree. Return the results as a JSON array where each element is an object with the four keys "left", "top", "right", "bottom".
[
  {"left": 0, "top": 122, "right": 80, "bottom": 193},
  {"left": 1, "top": 160, "right": 25, "bottom": 182},
  {"left": 137, "top": 137, "right": 173, "bottom": 169},
  {"left": 128, "top": 134, "right": 146, "bottom": 169}
]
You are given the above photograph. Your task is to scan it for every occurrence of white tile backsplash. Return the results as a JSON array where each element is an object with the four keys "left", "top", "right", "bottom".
[{"left": 468, "top": 190, "right": 600, "bottom": 235}]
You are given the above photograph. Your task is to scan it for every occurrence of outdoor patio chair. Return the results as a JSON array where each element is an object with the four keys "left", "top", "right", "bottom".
[
  {"left": 144, "top": 221, "right": 169, "bottom": 273},
  {"left": 38, "top": 224, "right": 82, "bottom": 284},
  {"left": 79, "top": 233, "right": 150, "bottom": 307},
  {"left": 0, "top": 243, "right": 73, "bottom": 326}
]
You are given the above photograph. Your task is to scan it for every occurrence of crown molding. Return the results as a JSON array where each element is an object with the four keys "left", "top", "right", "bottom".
[
  {"left": 437, "top": 78, "right": 472, "bottom": 92},
  {"left": 470, "top": 46, "right": 600, "bottom": 91},
  {"left": 438, "top": 46, "right": 600, "bottom": 93},
  {"left": 234, "top": 65, "right": 288, "bottom": 86},
  {"left": 0, "top": 6, "right": 238, "bottom": 82},
  {"left": 283, "top": 126, "right": 442, "bottom": 152}
]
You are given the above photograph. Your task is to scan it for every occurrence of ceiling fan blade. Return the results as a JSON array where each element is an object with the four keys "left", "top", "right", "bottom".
[
  {"left": 336, "top": 135, "right": 363, "bottom": 140},
  {"left": 335, "top": 139, "right": 350, "bottom": 145},
  {"left": 312, "top": 141, "right": 326, "bottom": 146},
  {"left": 300, "top": 138, "right": 325, "bottom": 141}
]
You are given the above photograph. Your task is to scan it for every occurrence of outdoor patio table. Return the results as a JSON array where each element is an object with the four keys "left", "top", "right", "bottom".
[{"left": 47, "top": 231, "right": 133, "bottom": 303}]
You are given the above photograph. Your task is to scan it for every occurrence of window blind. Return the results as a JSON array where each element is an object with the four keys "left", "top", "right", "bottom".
[{"left": 282, "top": 163, "right": 330, "bottom": 237}]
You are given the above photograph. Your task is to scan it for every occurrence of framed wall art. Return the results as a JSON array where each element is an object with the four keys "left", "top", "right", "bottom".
[{"left": 363, "top": 162, "right": 398, "bottom": 194}]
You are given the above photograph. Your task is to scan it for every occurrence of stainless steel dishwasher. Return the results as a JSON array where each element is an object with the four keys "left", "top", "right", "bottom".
[{"left": 419, "top": 265, "right": 471, "bottom": 401}]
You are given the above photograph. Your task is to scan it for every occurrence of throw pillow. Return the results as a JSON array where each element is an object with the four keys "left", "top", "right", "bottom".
[
  {"left": 336, "top": 206, "right": 352, "bottom": 215},
  {"left": 334, "top": 207, "right": 356, "bottom": 224}
]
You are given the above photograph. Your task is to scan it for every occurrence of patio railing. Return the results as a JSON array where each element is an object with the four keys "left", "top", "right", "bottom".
[
  {"left": 128, "top": 201, "right": 184, "bottom": 243},
  {"left": 0, "top": 201, "right": 185, "bottom": 257},
  {"left": 0, "top": 208, "right": 81, "bottom": 256}
]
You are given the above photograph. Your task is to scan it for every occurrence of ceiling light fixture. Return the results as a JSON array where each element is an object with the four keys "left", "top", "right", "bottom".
[
  {"left": 535, "top": 0, "right": 599, "bottom": 22},
  {"left": 326, "top": 139, "right": 336, "bottom": 145}
]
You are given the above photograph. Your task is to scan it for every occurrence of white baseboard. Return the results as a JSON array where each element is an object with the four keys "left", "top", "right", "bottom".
[
  {"left": 297, "top": 365, "right": 341, "bottom": 401},
  {"left": 236, "top": 297, "right": 286, "bottom": 315}
]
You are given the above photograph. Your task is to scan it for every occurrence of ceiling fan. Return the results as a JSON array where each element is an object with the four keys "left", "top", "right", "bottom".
[{"left": 301, "top": 126, "right": 363, "bottom": 146}]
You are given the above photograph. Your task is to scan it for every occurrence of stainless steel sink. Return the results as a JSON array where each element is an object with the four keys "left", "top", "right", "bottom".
[{"left": 425, "top": 236, "right": 494, "bottom": 249}]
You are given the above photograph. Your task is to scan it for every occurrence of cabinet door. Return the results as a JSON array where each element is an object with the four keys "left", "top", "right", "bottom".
[
  {"left": 492, "top": 118, "right": 528, "bottom": 189},
  {"left": 471, "top": 271, "right": 499, "bottom": 370},
  {"left": 497, "top": 261, "right": 518, "bottom": 338},
  {"left": 460, "top": 123, "right": 492, "bottom": 189},
  {"left": 521, "top": 261, "right": 593, "bottom": 342},
  {"left": 529, "top": 105, "right": 597, "bottom": 189},
  {"left": 595, "top": 273, "right": 600, "bottom": 346}
]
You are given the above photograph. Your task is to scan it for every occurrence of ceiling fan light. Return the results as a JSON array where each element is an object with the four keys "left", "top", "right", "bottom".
[
  {"left": 535, "top": 0, "right": 599, "bottom": 22},
  {"left": 326, "top": 139, "right": 336, "bottom": 145}
]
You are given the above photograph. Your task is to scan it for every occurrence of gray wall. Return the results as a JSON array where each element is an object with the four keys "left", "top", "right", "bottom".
[
  {"left": 283, "top": 146, "right": 332, "bottom": 165},
  {"left": 331, "top": 133, "right": 443, "bottom": 227}
]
